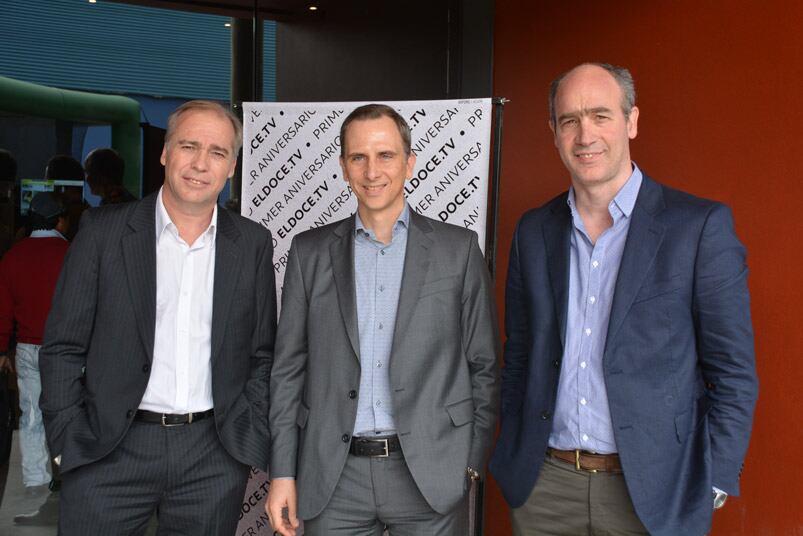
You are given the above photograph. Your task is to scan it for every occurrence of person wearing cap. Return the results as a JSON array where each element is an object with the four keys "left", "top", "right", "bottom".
[{"left": 0, "top": 192, "right": 69, "bottom": 504}]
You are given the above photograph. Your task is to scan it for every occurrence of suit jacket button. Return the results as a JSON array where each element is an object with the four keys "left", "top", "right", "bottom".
[
  {"left": 348, "top": 390, "right": 357, "bottom": 399},
  {"left": 127, "top": 410, "right": 134, "bottom": 418},
  {"left": 342, "top": 434, "right": 350, "bottom": 443},
  {"left": 552, "top": 359, "right": 560, "bottom": 368},
  {"left": 142, "top": 364, "right": 151, "bottom": 373},
  {"left": 541, "top": 411, "right": 551, "bottom": 420}
]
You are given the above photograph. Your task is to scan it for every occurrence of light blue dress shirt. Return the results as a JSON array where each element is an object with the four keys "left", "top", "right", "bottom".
[
  {"left": 352, "top": 204, "right": 410, "bottom": 436},
  {"left": 548, "top": 165, "right": 643, "bottom": 454}
]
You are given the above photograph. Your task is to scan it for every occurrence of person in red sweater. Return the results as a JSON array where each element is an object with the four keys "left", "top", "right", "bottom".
[{"left": 0, "top": 192, "right": 69, "bottom": 500}]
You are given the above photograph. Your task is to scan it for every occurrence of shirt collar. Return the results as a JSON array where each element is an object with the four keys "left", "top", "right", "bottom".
[
  {"left": 30, "top": 229, "right": 66, "bottom": 240},
  {"left": 567, "top": 162, "right": 643, "bottom": 221},
  {"left": 354, "top": 203, "right": 410, "bottom": 238},
  {"left": 155, "top": 187, "right": 218, "bottom": 244}
]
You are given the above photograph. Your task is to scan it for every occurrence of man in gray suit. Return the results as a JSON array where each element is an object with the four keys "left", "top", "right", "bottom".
[
  {"left": 267, "top": 104, "right": 499, "bottom": 536},
  {"left": 40, "top": 100, "right": 276, "bottom": 535}
]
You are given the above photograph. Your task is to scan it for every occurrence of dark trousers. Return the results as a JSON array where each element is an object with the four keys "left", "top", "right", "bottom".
[
  {"left": 58, "top": 417, "right": 249, "bottom": 536},
  {"left": 305, "top": 450, "right": 468, "bottom": 536}
]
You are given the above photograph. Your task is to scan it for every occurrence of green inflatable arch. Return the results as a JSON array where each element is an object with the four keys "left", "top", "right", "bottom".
[{"left": 0, "top": 75, "right": 141, "bottom": 196}]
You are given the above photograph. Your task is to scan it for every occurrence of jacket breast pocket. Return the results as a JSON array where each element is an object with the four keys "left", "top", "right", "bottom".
[
  {"left": 419, "top": 275, "right": 460, "bottom": 299},
  {"left": 633, "top": 274, "right": 681, "bottom": 304},
  {"left": 445, "top": 398, "right": 474, "bottom": 427}
]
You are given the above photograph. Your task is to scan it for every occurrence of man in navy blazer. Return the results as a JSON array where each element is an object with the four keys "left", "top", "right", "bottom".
[{"left": 489, "top": 63, "right": 758, "bottom": 535}]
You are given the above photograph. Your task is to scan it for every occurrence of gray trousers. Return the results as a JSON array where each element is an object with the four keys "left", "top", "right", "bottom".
[
  {"left": 305, "top": 450, "right": 468, "bottom": 536},
  {"left": 58, "top": 417, "right": 249, "bottom": 536},
  {"left": 511, "top": 456, "right": 649, "bottom": 536}
]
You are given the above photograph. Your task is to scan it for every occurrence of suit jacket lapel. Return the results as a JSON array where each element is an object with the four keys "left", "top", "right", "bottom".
[
  {"left": 605, "top": 176, "right": 666, "bottom": 349},
  {"left": 211, "top": 208, "right": 243, "bottom": 362},
  {"left": 330, "top": 216, "right": 361, "bottom": 361},
  {"left": 121, "top": 194, "right": 158, "bottom": 362},
  {"left": 543, "top": 196, "right": 572, "bottom": 349},
  {"left": 391, "top": 211, "right": 432, "bottom": 352}
]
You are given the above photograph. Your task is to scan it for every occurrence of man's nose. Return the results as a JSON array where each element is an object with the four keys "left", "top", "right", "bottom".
[
  {"left": 365, "top": 157, "right": 380, "bottom": 179},
  {"left": 192, "top": 150, "right": 209, "bottom": 170},
  {"left": 576, "top": 120, "right": 595, "bottom": 146}
]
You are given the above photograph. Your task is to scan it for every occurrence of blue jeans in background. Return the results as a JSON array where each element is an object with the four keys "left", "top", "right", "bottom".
[{"left": 15, "top": 343, "right": 52, "bottom": 487}]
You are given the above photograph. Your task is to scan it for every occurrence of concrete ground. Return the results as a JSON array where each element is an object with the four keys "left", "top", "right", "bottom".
[{"left": 0, "top": 432, "right": 56, "bottom": 536}]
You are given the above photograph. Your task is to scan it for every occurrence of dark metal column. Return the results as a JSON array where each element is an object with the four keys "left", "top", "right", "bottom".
[{"left": 230, "top": 15, "right": 263, "bottom": 209}]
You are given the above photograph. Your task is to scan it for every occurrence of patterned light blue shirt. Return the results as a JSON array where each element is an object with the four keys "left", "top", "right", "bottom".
[
  {"left": 352, "top": 204, "right": 410, "bottom": 436},
  {"left": 549, "top": 164, "right": 643, "bottom": 454}
]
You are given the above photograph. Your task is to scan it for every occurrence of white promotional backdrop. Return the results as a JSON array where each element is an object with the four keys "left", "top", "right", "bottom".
[{"left": 235, "top": 99, "right": 493, "bottom": 535}]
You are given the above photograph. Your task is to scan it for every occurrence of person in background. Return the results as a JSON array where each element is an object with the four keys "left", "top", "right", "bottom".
[
  {"left": 0, "top": 192, "right": 69, "bottom": 525},
  {"left": 84, "top": 148, "right": 136, "bottom": 205},
  {"left": 44, "top": 155, "right": 85, "bottom": 241},
  {"left": 0, "top": 149, "right": 17, "bottom": 258}
]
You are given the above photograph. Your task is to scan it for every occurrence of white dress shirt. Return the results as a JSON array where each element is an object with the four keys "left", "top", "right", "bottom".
[{"left": 138, "top": 189, "right": 216, "bottom": 414}]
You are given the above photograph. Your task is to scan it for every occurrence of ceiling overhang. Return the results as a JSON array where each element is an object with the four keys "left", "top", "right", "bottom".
[{"left": 107, "top": 0, "right": 328, "bottom": 21}]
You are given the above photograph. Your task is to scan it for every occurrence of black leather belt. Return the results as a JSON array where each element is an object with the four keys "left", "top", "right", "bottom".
[
  {"left": 134, "top": 409, "right": 214, "bottom": 427},
  {"left": 349, "top": 435, "right": 401, "bottom": 457}
]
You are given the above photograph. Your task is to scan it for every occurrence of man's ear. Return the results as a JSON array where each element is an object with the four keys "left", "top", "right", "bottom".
[
  {"left": 339, "top": 156, "right": 348, "bottom": 183},
  {"left": 627, "top": 106, "right": 639, "bottom": 140},
  {"left": 405, "top": 152, "right": 417, "bottom": 180},
  {"left": 549, "top": 120, "right": 559, "bottom": 147}
]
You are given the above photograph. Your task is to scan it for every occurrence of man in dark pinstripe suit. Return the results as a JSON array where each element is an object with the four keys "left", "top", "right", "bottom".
[{"left": 39, "top": 100, "right": 276, "bottom": 535}]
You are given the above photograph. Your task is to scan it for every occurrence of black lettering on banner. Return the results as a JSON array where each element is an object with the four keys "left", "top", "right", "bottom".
[
  {"left": 277, "top": 194, "right": 320, "bottom": 239},
  {"left": 238, "top": 478, "right": 271, "bottom": 520},
  {"left": 251, "top": 163, "right": 293, "bottom": 207},
  {"left": 284, "top": 139, "right": 341, "bottom": 204},
  {"left": 287, "top": 148, "right": 303, "bottom": 169},
  {"left": 463, "top": 206, "right": 480, "bottom": 228},
  {"left": 312, "top": 187, "right": 352, "bottom": 228},
  {"left": 410, "top": 107, "right": 458, "bottom": 154},
  {"left": 312, "top": 110, "right": 344, "bottom": 140},
  {"left": 258, "top": 200, "right": 284, "bottom": 227},
  {"left": 467, "top": 107, "right": 483, "bottom": 128},
  {"left": 273, "top": 250, "right": 289, "bottom": 273},
  {"left": 250, "top": 116, "right": 277, "bottom": 151},
  {"left": 408, "top": 108, "right": 426, "bottom": 128},
  {"left": 250, "top": 110, "right": 317, "bottom": 180},
  {"left": 404, "top": 137, "right": 454, "bottom": 196},
  {"left": 434, "top": 142, "right": 481, "bottom": 197},
  {"left": 413, "top": 192, "right": 436, "bottom": 214},
  {"left": 437, "top": 176, "right": 479, "bottom": 223}
]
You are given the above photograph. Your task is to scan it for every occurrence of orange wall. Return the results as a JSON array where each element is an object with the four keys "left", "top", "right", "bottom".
[{"left": 487, "top": 1, "right": 803, "bottom": 534}]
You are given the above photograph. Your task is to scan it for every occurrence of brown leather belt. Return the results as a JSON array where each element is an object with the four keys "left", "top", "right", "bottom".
[{"left": 547, "top": 448, "right": 622, "bottom": 473}]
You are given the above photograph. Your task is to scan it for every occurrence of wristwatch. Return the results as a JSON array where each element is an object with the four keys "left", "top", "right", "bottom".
[
  {"left": 713, "top": 489, "right": 728, "bottom": 510},
  {"left": 466, "top": 467, "right": 480, "bottom": 481}
]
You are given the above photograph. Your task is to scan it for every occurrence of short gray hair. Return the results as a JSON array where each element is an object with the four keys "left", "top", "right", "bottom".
[
  {"left": 165, "top": 100, "right": 243, "bottom": 155},
  {"left": 549, "top": 63, "right": 636, "bottom": 125}
]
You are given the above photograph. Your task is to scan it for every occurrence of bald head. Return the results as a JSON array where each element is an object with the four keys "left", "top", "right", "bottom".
[{"left": 549, "top": 63, "right": 636, "bottom": 126}]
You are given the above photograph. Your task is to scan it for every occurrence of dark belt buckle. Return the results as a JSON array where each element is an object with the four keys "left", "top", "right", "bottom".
[
  {"left": 161, "top": 413, "right": 187, "bottom": 427},
  {"left": 374, "top": 438, "right": 389, "bottom": 457}
]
